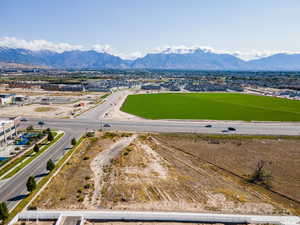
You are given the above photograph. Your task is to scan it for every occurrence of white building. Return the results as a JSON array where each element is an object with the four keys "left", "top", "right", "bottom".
[
  {"left": 0, "top": 93, "right": 15, "bottom": 105},
  {"left": 0, "top": 118, "right": 20, "bottom": 147}
]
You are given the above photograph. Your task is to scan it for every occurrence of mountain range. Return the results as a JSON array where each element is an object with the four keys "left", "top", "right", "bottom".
[{"left": 0, "top": 47, "right": 300, "bottom": 71}]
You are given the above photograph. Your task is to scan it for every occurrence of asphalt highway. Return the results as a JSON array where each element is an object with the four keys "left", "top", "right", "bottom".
[{"left": 0, "top": 91, "right": 300, "bottom": 211}]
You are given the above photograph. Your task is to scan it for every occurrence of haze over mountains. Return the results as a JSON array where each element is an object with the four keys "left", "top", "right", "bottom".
[{"left": 0, "top": 46, "right": 300, "bottom": 71}]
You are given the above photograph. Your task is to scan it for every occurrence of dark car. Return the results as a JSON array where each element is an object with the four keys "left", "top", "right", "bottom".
[
  {"left": 205, "top": 124, "right": 212, "bottom": 128},
  {"left": 20, "top": 118, "right": 28, "bottom": 122},
  {"left": 38, "top": 121, "right": 45, "bottom": 126},
  {"left": 228, "top": 127, "right": 236, "bottom": 131},
  {"left": 103, "top": 124, "right": 111, "bottom": 128}
]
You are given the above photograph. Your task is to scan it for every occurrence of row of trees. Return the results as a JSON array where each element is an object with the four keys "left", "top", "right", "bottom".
[{"left": 0, "top": 137, "right": 78, "bottom": 222}]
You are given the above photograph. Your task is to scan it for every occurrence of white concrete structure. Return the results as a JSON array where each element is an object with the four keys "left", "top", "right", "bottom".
[
  {"left": 11, "top": 210, "right": 300, "bottom": 225},
  {"left": 0, "top": 94, "right": 14, "bottom": 105},
  {"left": 0, "top": 118, "right": 19, "bottom": 148}
]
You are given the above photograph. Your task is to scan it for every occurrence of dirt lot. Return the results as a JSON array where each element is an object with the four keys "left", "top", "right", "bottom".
[
  {"left": 152, "top": 134, "right": 300, "bottom": 214},
  {"left": 31, "top": 132, "right": 133, "bottom": 209},
  {"left": 0, "top": 88, "right": 106, "bottom": 118},
  {"left": 32, "top": 133, "right": 299, "bottom": 215}
]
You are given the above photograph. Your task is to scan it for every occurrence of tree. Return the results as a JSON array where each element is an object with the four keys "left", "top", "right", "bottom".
[
  {"left": 248, "top": 160, "right": 272, "bottom": 187},
  {"left": 33, "top": 144, "right": 39, "bottom": 153},
  {"left": 26, "top": 176, "right": 36, "bottom": 193},
  {"left": 47, "top": 132, "right": 54, "bottom": 142},
  {"left": 71, "top": 137, "right": 77, "bottom": 146},
  {"left": 0, "top": 202, "right": 8, "bottom": 221},
  {"left": 46, "top": 159, "right": 55, "bottom": 172}
]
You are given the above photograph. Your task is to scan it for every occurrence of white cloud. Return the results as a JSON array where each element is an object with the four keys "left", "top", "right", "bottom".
[
  {"left": 0, "top": 37, "right": 86, "bottom": 53},
  {"left": 0, "top": 37, "right": 142, "bottom": 60},
  {"left": 150, "top": 45, "right": 300, "bottom": 60},
  {"left": 0, "top": 37, "right": 299, "bottom": 60}
]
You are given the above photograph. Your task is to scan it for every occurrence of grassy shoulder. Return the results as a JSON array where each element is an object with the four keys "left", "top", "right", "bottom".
[
  {"left": 121, "top": 93, "right": 300, "bottom": 121},
  {"left": 4, "top": 136, "right": 86, "bottom": 224},
  {"left": 2, "top": 132, "right": 63, "bottom": 179}
]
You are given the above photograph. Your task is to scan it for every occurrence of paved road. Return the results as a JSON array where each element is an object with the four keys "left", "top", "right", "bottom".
[
  {"left": 24, "top": 117, "right": 300, "bottom": 136},
  {"left": 0, "top": 90, "right": 300, "bottom": 211},
  {"left": 0, "top": 128, "right": 80, "bottom": 209}
]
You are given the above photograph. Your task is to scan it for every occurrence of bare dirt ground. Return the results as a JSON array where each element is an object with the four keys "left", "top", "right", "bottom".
[
  {"left": 31, "top": 132, "right": 135, "bottom": 210},
  {"left": 32, "top": 132, "right": 299, "bottom": 216},
  {"left": 0, "top": 88, "right": 106, "bottom": 118},
  {"left": 152, "top": 134, "right": 300, "bottom": 214},
  {"left": 1, "top": 101, "right": 92, "bottom": 118},
  {"left": 98, "top": 135, "right": 293, "bottom": 215},
  {"left": 89, "top": 134, "right": 137, "bottom": 208}
]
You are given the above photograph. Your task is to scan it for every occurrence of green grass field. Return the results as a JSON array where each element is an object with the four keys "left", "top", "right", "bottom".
[{"left": 121, "top": 93, "right": 300, "bottom": 121}]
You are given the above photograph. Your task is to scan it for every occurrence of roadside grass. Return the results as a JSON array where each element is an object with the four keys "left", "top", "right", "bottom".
[
  {"left": 0, "top": 132, "right": 59, "bottom": 180},
  {"left": 2, "top": 132, "right": 63, "bottom": 179},
  {"left": 121, "top": 93, "right": 300, "bottom": 121},
  {"left": 157, "top": 133, "right": 300, "bottom": 140},
  {"left": 34, "top": 107, "right": 56, "bottom": 112},
  {"left": 4, "top": 136, "right": 86, "bottom": 224},
  {"left": 100, "top": 93, "right": 110, "bottom": 99}
]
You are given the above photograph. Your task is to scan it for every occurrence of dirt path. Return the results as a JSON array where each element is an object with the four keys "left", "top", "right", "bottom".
[{"left": 88, "top": 135, "right": 137, "bottom": 208}]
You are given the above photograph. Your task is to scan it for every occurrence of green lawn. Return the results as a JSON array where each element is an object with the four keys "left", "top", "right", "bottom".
[{"left": 121, "top": 93, "right": 300, "bottom": 121}]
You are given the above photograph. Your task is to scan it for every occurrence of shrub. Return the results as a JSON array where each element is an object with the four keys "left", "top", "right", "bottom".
[
  {"left": 46, "top": 159, "right": 55, "bottom": 172},
  {"left": 248, "top": 160, "right": 272, "bottom": 187},
  {"left": 0, "top": 202, "right": 9, "bottom": 221},
  {"left": 47, "top": 132, "right": 54, "bottom": 142},
  {"left": 84, "top": 184, "right": 91, "bottom": 189},
  {"left": 71, "top": 138, "right": 77, "bottom": 146},
  {"left": 26, "top": 176, "right": 36, "bottom": 192},
  {"left": 33, "top": 144, "right": 39, "bottom": 153},
  {"left": 86, "top": 132, "right": 95, "bottom": 137}
]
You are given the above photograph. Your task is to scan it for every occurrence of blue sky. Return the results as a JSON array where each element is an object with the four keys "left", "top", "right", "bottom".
[{"left": 1, "top": 0, "right": 300, "bottom": 59}]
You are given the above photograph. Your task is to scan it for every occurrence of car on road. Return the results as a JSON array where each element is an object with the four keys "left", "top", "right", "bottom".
[
  {"left": 228, "top": 127, "right": 236, "bottom": 131},
  {"left": 205, "top": 124, "right": 212, "bottom": 128},
  {"left": 222, "top": 129, "right": 229, "bottom": 133},
  {"left": 103, "top": 124, "right": 111, "bottom": 127},
  {"left": 38, "top": 121, "right": 45, "bottom": 126},
  {"left": 20, "top": 118, "right": 28, "bottom": 122}
]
